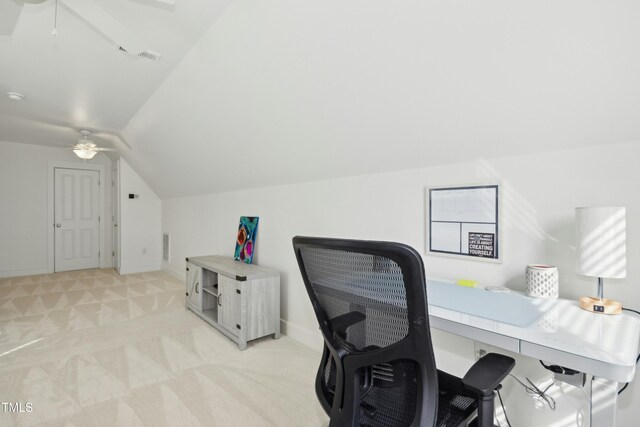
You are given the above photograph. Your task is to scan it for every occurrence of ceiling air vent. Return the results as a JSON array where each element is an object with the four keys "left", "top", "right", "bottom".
[{"left": 118, "top": 46, "right": 162, "bottom": 62}]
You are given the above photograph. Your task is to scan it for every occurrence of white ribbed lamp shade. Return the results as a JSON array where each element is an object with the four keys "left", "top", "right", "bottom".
[{"left": 575, "top": 207, "right": 626, "bottom": 279}]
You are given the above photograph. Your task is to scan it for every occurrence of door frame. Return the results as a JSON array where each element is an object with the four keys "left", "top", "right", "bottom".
[
  {"left": 112, "top": 162, "right": 120, "bottom": 273},
  {"left": 47, "top": 161, "right": 108, "bottom": 273}
]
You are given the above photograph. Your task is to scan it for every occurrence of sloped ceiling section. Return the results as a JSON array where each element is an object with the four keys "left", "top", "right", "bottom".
[
  {"left": 0, "top": 0, "right": 232, "bottom": 150},
  {"left": 122, "top": 0, "right": 640, "bottom": 199}
]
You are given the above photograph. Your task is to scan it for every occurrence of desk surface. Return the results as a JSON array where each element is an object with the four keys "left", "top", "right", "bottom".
[
  {"left": 428, "top": 280, "right": 554, "bottom": 327},
  {"left": 427, "top": 280, "right": 640, "bottom": 383}
]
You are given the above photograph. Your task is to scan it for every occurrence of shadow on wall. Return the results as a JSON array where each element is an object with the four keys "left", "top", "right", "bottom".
[
  {"left": 477, "top": 158, "right": 560, "bottom": 243},
  {"left": 503, "top": 219, "right": 574, "bottom": 294},
  {"left": 475, "top": 158, "right": 583, "bottom": 296},
  {"left": 279, "top": 270, "right": 290, "bottom": 319}
]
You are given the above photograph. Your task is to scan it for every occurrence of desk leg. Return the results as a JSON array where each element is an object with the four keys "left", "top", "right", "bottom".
[{"left": 591, "top": 377, "right": 618, "bottom": 427}]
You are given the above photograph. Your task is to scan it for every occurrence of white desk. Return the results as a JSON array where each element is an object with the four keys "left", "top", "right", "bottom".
[{"left": 426, "top": 280, "right": 640, "bottom": 427}]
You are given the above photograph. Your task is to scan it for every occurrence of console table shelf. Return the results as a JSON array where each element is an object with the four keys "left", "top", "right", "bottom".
[
  {"left": 185, "top": 255, "right": 280, "bottom": 350},
  {"left": 202, "top": 286, "right": 218, "bottom": 297}
]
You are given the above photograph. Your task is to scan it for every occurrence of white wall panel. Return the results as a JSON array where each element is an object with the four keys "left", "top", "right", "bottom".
[{"left": 117, "top": 158, "right": 161, "bottom": 274}]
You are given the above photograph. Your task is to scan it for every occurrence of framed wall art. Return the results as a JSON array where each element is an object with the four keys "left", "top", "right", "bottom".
[
  {"left": 426, "top": 184, "right": 501, "bottom": 262},
  {"left": 234, "top": 216, "right": 259, "bottom": 264}
]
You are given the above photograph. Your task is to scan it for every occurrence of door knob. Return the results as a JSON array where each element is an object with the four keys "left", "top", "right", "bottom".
[{"left": 55, "top": 223, "right": 62, "bottom": 228}]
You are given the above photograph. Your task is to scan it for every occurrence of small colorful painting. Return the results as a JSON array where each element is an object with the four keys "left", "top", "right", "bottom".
[{"left": 234, "top": 216, "right": 259, "bottom": 264}]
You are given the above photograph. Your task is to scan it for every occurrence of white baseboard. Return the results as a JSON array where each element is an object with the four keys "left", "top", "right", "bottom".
[
  {"left": 281, "top": 319, "right": 323, "bottom": 350},
  {"left": 118, "top": 264, "right": 162, "bottom": 275},
  {"left": 162, "top": 265, "right": 184, "bottom": 281},
  {"left": 0, "top": 267, "right": 50, "bottom": 279}
]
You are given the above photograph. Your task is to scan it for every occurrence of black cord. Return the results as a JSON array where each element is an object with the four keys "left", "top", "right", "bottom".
[
  {"left": 509, "top": 374, "right": 556, "bottom": 410},
  {"left": 496, "top": 388, "right": 512, "bottom": 427},
  {"left": 617, "top": 353, "right": 640, "bottom": 395},
  {"left": 618, "top": 383, "right": 629, "bottom": 395},
  {"left": 539, "top": 360, "right": 580, "bottom": 376},
  {"left": 623, "top": 307, "right": 640, "bottom": 316}
]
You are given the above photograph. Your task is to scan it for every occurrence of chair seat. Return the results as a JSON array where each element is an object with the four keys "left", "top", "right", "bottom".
[
  {"left": 355, "top": 366, "right": 478, "bottom": 427},
  {"left": 436, "top": 370, "right": 478, "bottom": 427}
]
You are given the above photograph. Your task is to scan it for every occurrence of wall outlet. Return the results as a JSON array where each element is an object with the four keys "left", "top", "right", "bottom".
[{"left": 474, "top": 341, "right": 491, "bottom": 361}]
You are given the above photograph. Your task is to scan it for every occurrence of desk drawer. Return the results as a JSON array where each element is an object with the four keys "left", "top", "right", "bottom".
[{"left": 520, "top": 341, "right": 635, "bottom": 383}]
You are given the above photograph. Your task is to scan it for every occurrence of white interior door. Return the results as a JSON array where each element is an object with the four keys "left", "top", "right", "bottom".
[{"left": 54, "top": 168, "right": 100, "bottom": 272}]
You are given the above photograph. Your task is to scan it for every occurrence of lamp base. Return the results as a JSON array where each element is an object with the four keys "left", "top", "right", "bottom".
[{"left": 579, "top": 296, "right": 622, "bottom": 315}]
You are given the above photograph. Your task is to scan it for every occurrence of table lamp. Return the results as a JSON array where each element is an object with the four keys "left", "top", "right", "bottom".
[{"left": 575, "top": 207, "right": 626, "bottom": 314}]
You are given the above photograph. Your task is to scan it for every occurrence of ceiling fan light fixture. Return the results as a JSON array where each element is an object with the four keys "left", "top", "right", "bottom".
[{"left": 73, "top": 148, "right": 98, "bottom": 160}]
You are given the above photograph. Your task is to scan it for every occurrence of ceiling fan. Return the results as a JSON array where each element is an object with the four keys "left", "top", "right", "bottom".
[
  {"left": 58, "top": 130, "right": 117, "bottom": 160},
  {"left": 1, "top": 0, "right": 174, "bottom": 61}
]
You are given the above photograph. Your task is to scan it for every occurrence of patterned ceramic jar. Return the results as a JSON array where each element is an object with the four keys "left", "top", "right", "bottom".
[{"left": 525, "top": 264, "right": 559, "bottom": 299}]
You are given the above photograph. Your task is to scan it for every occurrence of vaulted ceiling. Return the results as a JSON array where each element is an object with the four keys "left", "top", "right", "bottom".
[
  {"left": 0, "top": 0, "right": 231, "bottom": 150},
  {"left": 3, "top": 1, "right": 640, "bottom": 198}
]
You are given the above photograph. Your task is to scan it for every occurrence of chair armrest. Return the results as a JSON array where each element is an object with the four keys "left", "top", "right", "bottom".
[
  {"left": 462, "top": 353, "right": 515, "bottom": 397},
  {"left": 330, "top": 311, "right": 366, "bottom": 335}
]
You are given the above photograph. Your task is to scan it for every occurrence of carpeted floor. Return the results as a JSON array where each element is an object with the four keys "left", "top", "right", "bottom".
[{"left": 0, "top": 269, "right": 326, "bottom": 426}]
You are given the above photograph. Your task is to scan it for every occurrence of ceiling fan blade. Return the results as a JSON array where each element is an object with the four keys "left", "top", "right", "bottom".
[
  {"left": 61, "top": 0, "right": 160, "bottom": 60},
  {"left": 50, "top": 141, "right": 75, "bottom": 148},
  {"left": 95, "top": 147, "right": 117, "bottom": 152},
  {"left": 0, "top": 1, "right": 24, "bottom": 36},
  {"left": 92, "top": 130, "right": 133, "bottom": 150}
]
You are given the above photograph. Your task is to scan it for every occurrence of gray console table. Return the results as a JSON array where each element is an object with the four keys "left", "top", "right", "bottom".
[{"left": 185, "top": 255, "right": 280, "bottom": 350}]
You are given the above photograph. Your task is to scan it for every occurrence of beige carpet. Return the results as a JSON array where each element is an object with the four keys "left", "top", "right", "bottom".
[{"left": 0, "top": 269, "right": 326, "bottom": 426}]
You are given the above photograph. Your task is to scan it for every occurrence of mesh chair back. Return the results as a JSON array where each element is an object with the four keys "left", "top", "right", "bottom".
[{"left": 293, "top": 237, "right": 439, "bottom": 427}]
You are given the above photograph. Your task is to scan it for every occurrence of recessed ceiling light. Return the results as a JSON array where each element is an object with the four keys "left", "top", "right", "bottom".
[{"left": 7, "top": 92, "right": 25, "bottom": 101}]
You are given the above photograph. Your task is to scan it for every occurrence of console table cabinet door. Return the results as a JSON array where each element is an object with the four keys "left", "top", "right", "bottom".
[
  {"left": 186, "top": 263, "right": 203, "bottom": 310},
  {"left": 219, "top": 275, "right": 242, "bottom": 336}
]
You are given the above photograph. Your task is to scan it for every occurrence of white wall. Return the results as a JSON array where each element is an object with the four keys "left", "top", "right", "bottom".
[
  {"left": 0, "top": 140, "right": 112, "bottom": 277},
  {"left": 118, "top": 158, "right": 161, "bottom": 274},
  {"left": 123, "top": 0, "right": 640, "bottom": 199},
  {"left": 162, "top": 141, "right": 640, "bottom": 425}
]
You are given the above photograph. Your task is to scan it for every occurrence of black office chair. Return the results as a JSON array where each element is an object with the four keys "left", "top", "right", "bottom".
[{"left": 292, "top": 236, "right": 515, "bottom": 427}]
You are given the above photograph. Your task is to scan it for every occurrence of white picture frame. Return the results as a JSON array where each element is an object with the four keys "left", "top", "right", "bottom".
[{"left": 426, "top": 184, "right": 501, "bottom": 263}]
